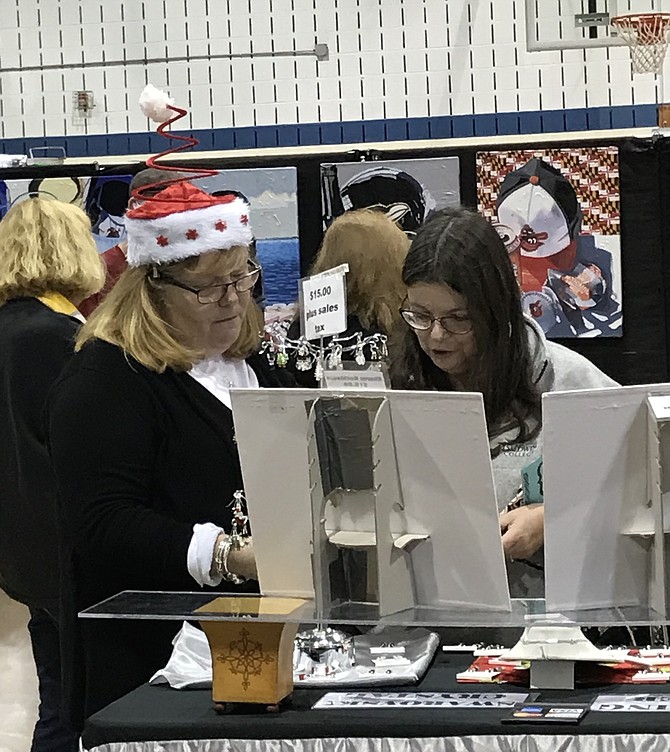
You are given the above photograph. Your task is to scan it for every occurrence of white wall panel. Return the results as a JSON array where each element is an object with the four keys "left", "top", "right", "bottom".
[
  {"left": 451, "top": 91, "right": 475, "bottom": 116},
  {"left": 101, "top": 3, "right": 124, "bottom": 23},
  {"left": 476, "top": 91, "right": 496, "bottom": 113},
  {"left": 1, "top": 0, "right": 666, "bottom": 143},
  {"left": 495, "top": 87, "right": 520, "bottom": 115},
  {"left": 631, "top": 73, "right": 661, "bottom": 104},
  {"left": 274, "top": 100, "right": 297, "bottom": 123},
  {"left": 539, "top": 64, "right": 565, "bottom": 110},
  {"left": 297, "top": 96, "right": 320, "bottom": 122},
  {"left": 517, "top": 89, "right": 541, "bottom": 112}
]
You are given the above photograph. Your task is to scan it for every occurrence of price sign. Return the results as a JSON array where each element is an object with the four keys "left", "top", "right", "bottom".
[{"left": 300, "top": 265, "right": 348, "bottom": 341}]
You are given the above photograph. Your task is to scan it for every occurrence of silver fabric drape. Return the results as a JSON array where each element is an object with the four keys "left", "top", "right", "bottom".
[{"left": 83, "top": 733, "right": 670, "bottom": 752}]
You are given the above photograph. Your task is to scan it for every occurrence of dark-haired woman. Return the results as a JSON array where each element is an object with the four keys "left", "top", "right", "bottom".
[{"left": 391, "top": 207, "right": 617, "bottom": 597}]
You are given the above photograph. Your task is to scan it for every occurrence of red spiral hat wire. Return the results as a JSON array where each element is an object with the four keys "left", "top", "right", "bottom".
[{"left": 131, "top": 103, "right": 219, "bottom": 204}]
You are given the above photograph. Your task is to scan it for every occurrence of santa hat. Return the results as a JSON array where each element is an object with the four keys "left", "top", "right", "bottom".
[
  {"left": 496, "top": 158, "right": 582, "bottom": 258},
  {"left": 125, "top": 181, "right": 253, "bottom": 267}
]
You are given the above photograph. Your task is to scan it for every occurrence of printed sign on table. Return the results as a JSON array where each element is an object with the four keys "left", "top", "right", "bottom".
[
  {"left": 321, "top": 368, "right": 388, "bottom": 391},
  {"left": 313, "top": 691, "right": 529, "bottom": 710},
  {"left": 592, "top": 694, "right": 670, "bottom": 712}
]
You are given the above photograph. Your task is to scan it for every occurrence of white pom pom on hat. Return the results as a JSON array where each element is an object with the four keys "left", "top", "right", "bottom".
[
  {"left": 139, "top": 84, "right": 176, "bottom": 124},
  {"left": 125, "top": 181, "right": 254, "bottom": 267}
]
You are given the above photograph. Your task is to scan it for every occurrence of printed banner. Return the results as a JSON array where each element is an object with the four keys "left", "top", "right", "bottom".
[
  {"left": 477, "top": 147, "right": 622, "bottom": 339},
  {"left": 0, "top": 167, "right": 300, "bottom": 320},
  {"left": 320, "top": 156, "right": 460, "bottom": 237}
]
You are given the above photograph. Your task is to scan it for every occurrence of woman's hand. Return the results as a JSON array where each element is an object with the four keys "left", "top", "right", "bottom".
[
  {"left": 499, "top": 504, "right": 544, "bottom": 560},
  {"left": 227, "top": 537, "right": 258, "bottom": 581}
]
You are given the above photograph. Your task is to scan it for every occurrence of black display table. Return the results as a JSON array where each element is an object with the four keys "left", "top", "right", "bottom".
[{"left": 82, "top": 651, "right": 670, "bottom": 752}]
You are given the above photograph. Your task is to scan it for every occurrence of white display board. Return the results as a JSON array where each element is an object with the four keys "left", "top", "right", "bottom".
[
  {"left": 230, "top": 388, "right": 511, "bottom": 613},
  {"left": 544, "top": 383, "right": 670, "bottom": 612}
]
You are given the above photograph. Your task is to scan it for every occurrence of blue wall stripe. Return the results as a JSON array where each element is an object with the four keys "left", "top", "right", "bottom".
[
  {"left": 474, "top": 113, "right": 496, "bottom": 137},
  {"left": 407, "top": 117, "right": 431, "bottom": 140},
  {"left": 452, "top": 115, "right": 475, "bottom": 138},
  {"left": 363, "top": 120, "right": 386, "bottom": 142},
  {"left": 277, "top": 125, "right": 299, "bottom": 147},
  {"left": 564, "top": 109, "right": 589, "bottom": 132},
  {"left": 320, "top": 123, "right": 342, "bottom": 144},
  {"left": 233, "top": 127, "right": 257, "bottom": 150},
  {"left": 385, "top": 119, "right": 409, "bottom": 141},
  {"left": 495, "top": 112, "right": 519, "bottom": 136},
  {"left": 0, "top": 104, "right": 660, "bottom": 158},
  {"left": 341, "top": 121, "right": 365, "bottom": 144},
  {"left": 256, "top": 126, "right": 279, "bottom": 148},
  {"left": 211, "top": 127, "right": 235, "bottom": 151},
  {"left": 297, "top": 123, "right": 320, "bottom": 146},
  {"left": 428, "top": 116, "right": 452, "bottom": 139},
  {"left": 541, "top": 110, "right": 565, "bottom": 133}
]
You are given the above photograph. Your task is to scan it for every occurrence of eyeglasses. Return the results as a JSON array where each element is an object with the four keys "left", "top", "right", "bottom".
[
  {"left": 153, "top": 260, "right": 260, "bottom": 304},
  {"left": 399, "top": 307, "right": 473, "bottom": 336}
]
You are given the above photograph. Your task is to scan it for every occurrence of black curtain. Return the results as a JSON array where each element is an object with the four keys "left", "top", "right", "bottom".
[{"left": 548, "top": 138, "right": 668, "bottom": 385}]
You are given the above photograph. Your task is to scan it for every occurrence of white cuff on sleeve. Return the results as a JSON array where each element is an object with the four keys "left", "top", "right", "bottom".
[{"left": 187, "top": 523, "right": 224, "bottom": 587}]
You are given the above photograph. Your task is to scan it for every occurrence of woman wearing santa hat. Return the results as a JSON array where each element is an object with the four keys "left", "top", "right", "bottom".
[
  {"left": 391, "top": 206, "right": 617, "bottom": 600},
  {"left": 46, "top": 178, "right": 294, "bottom": 723}
]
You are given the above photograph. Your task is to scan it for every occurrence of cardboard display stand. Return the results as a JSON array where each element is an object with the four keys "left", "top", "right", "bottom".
[
  {"left": 543, "top": 383, "right": 670, "bottom": 614},
  {"left": 230, "top": 388, "right": 511, "bottom": 616},
  {"left": 80, "top": 383, "right": 670, "bottom": 701}
]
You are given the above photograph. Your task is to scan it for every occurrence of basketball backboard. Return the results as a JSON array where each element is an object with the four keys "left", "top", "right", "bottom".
[{"left": 525, "top": 0, "right": 669, "bottom": 50}]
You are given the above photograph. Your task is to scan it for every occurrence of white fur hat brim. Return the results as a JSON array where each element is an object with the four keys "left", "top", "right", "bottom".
[{"left": 125, "top": 197, "right": 253, "bottom": 266}]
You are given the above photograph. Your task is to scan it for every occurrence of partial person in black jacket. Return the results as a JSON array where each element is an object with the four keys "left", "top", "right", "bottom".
[
  {"left": 47, "top": 180, "right": 293, "bottom": 724},
  {"left": 0, "top": 197, "right": 105, "bottom": 752},
  {"left": 286, "top": 208, "right": 409, "bottom": 386}
]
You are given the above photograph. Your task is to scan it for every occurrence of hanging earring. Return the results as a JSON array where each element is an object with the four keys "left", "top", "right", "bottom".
[
  {"left": 296, "top": 341, "right": 311, "bottom": 371},
  {"left": 327, "top": 343, "right": 343, "bottom": 369},
  {"left": 314, "top": 355, "right": 324, "bottom": 382},
  {"left": 379, "top": 337, "right": 388, "bottom": 360},
  {"left": 354, "top": 334, "right": 366, "bottom": 366}
]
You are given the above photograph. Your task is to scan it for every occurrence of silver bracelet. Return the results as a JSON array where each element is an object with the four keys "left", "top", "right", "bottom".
[{"left": 214, "top": 536, "right": 246, "bottom": 585}]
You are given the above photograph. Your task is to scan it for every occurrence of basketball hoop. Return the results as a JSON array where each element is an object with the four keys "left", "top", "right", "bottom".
[{"left": 611, "top": 13, "right": 670, "bottom": 75}]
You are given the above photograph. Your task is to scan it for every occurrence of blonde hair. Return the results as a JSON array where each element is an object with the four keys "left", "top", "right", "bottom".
[
  {"left": 311, "top": 209, "right": 410, "bottom": 332},
  {"left": 77, "top": 246, "right": 262, "bottom": 373},
  {"left": 0, "top": 197, "right": 105, "bottom": 307}
]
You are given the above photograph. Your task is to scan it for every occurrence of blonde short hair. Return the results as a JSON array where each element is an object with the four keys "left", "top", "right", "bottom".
[
  {"left": 78, "top": 245, "right": 262, "bottom": 373},
  {"left": 0, "top": 197, "right": 105, "bottom": 307},
  {"left": 311, "top": 209, "right": 410, "bottom": 333}
]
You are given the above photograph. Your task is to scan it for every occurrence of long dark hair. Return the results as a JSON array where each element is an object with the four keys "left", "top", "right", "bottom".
[{"left": 390, "top": 206, "right": 542, "bottom": 448}]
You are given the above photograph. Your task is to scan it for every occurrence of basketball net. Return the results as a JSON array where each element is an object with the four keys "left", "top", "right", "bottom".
[{"left": 611, "top": 13, "right": 670, "bottom": 75}]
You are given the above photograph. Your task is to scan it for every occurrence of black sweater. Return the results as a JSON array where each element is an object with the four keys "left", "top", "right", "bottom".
[
  {"left": 46, "top": 338, "right": 293, "bottom": 721},
  {"left": 0, "top": 298, "right": 79, "bottom": 611}
]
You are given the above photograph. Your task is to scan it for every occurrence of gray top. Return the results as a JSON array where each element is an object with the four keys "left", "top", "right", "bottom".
[{"left": 490, "top": 317, "right": 619, "bottom": 597}]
